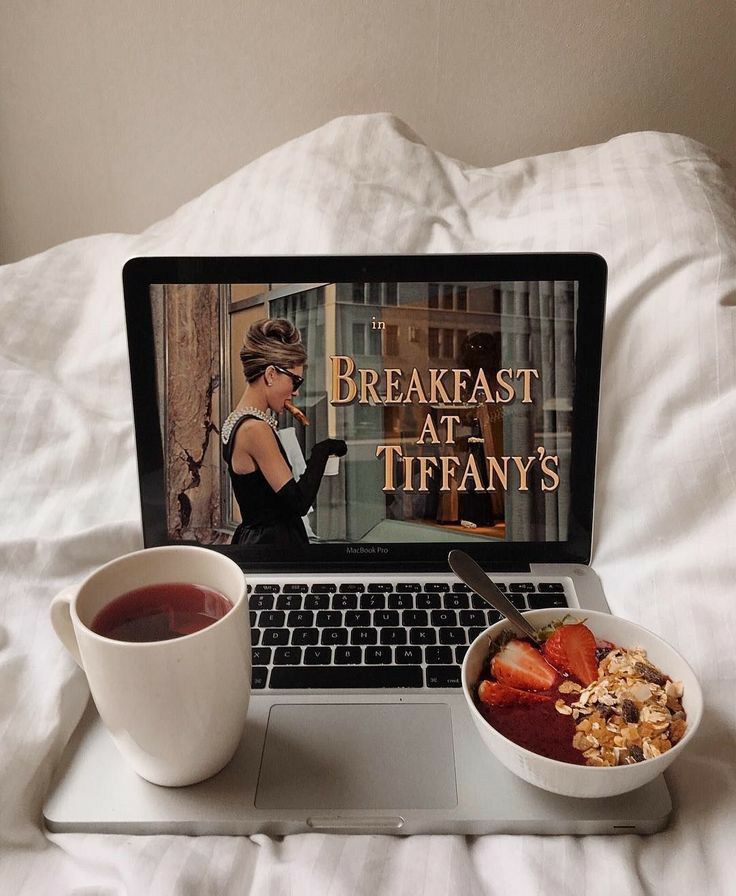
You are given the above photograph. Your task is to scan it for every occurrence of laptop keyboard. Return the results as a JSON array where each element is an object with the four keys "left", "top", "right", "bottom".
[{"left": 249, "top": 580, "right": 569, "bottom": 690}]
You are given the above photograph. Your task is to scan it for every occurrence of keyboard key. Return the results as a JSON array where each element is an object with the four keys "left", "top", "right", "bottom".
[
  {"left": 276, "top": 594, "right": 303, "bottom": 610},
  {"left": 283, "top": 583, "right": 309, "bottom": 594},
  {"left": 510, "top": 582, "right": 535, "bottom": 592},
  {"left": 335, "top": 646, "right": 362, "bottom": 664},
  {"left": 443, "top": 593, "right": 469, "bottom": 610},
  {"left": 469, "top": 627, "right": 486, "bottom": 641},
  {"left": 439, "top": 627, "right": 467, "bottom": 645},
  {"left": 507, "top": 594, "right": 527, "bottom": 610},
  {"left": 366, "top": 646, "right": 392, "bottom": 664},
  {"left": 251, "top": 667, "right": 268, "bottom": 689},
  {"left": 339, "top": 583, "right": 364, "bottom": 593},
  {"left": 471, "top": 594, "right": 490, "bottom": 609},
  {"left": 351, "top": 628, "right": 378, "bottom": 645},
  {"left": 304, "top": 646, "right": 332, "bottom": 665},
  {"left": 538, "top": 582, "right": 565, "bottom": 592},
  {"left": 410, "top": 628, "right": 437, "bottom": 645},
  {"left": 380, "top": 627, "right": 407, "bottom": 645},
  {"left": 360, "top": 593, "right": 385, "bottom": 610},
  {"left": 486, "top": 610, "right": 502, "bottom": 625},
  {"left": 305, "top": 594, "right": 330, "bottom": 610},
  {"left": 274, "top": 647, "right": 302, "bottom": 665},
  {"left": 262, "top": 628, "right": 290, "bottom": 646},
  {"left": 251, "top": 628, "right": 260, "bottom": 646},
  {"left": 402, "top": 609, "right": 428, "bottom": 627},
  {"left": 250, "top": 611, "right": 257, "bottom": 627},
  {"left": 455, "top": 645, "right": 469, "bottom": 663},
  {"left": 255, "top": 584, "right": 280, "bottom": 593},
  {"left": 374, "top": 610, "right": 400, "bottom": 627},
  {"left": 367, "top": 583, "right": 393, "bottom": 593},
  {"left": 345, "top": 610, "right": 371, "bottom": 627},
  {"left": 316, "top": 610, "right": 342, "bottom": 627},
  {"left": 395, "top": 646, "right": 422, "bottom": 664},
  {"left": 489, "top": 583, "right": 506, "bottom": 591},
  {"left": 431, "top": 609, "right": 457, "bottom": 627},
  {"left": 312, "top": 583, "right": 337, "bottom": 593},
  {"left": 388, "top": 593, "right": 414, "bottom": 609},
  {"left": 252, "top": 647, "right": 272, "bottom": 665},
  {"left": 425, "top": 646, "right": 453, "bottom": 664},
  {"left": 249, "top": 593, "right": 274, "bottom": 611},
  {"left": 287, "top": 610, "right": 314, "bottom": 627},
  {"left": 332, "top": 594, "right": 358, "bottom": 610},
  {"left": 528, "top": 593, "right": 568, "bottom": 609},
  {"left": 459, "top": 610, "right": 486, "bottom": 627},
  {"left": 260, "top": 610, "right": 285, "bottom": 628},
  {"left": 396, "top": 582, "right": 421, "bottom": 592},
  {"left": 426, "top": 665, "right": 462, "bottom": 688},
  {"left": 270, "top": 666, "right": 423, "bottom": 688},
  {"left": 292, "top": 628, "right": 319, "bottom": 645},
  {"left": 321, "top": 628, "right": 348, "bottom": 645},
  {"left": 452, "top": 583, "right": 471, "bottom": 592},
  {"left": 416, "top": 593, "right": 441, "bottom": 609},
  {"left": 424, "top": 583, "right": 449, "bottom": 592}
]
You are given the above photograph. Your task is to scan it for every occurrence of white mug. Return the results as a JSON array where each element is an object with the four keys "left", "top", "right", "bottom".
[{"left": 50, "top": 545, "right": 251, "bottom": 787}]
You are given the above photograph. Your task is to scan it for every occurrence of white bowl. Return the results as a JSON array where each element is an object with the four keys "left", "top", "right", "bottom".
[{"left": 461, "top": 608, "right": 703, "bottom": 798}]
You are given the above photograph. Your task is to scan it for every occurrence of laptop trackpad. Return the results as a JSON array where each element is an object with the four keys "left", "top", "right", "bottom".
[{"left": 255, "top": 703, "right": 457, "bottom": 810}]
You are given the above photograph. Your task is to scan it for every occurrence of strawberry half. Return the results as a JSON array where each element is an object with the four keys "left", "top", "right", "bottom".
[
  {"left": 542, "top": 622, "right": 599, "bottom": 686},
  {"left": 490, "top": 639, "right": 560, "bottom": 691},
  {"left": 478, "top": 680, "right": 553, "bottom": 707}
]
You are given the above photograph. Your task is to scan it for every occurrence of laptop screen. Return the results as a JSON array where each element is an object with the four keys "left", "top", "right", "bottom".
[{"left": 124, "top": 256, "right": 605, "bottom": 570}]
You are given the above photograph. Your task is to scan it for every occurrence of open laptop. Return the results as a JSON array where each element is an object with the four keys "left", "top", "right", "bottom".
[{"left": 44, "top": 254, "right": 672, "bottom": 835}]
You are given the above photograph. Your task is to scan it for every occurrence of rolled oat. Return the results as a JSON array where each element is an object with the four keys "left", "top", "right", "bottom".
[{"left": 553, "top": 646, "right": 686, "bottom": 766}]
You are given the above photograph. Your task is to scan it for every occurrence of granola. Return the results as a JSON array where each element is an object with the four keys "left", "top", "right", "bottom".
[{"left": 554, "top": 646, "right": 687, "bottom": 767}]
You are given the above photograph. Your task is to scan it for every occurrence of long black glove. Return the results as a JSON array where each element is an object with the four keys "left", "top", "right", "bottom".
[{"left": 275, "top": 439, "right": 347, "bottom": 516}]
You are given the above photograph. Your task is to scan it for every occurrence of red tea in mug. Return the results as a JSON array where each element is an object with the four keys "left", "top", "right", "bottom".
[{"left": 91, "top": 582, "right": 233, "bottom": 642}]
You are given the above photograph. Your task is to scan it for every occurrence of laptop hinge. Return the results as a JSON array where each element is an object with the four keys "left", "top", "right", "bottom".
[{"left": 477, "top": 561, "right": 531, "bottom": 573}]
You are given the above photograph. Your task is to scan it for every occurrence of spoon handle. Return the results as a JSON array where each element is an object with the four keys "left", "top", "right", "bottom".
[{"left": 447, "top": 550, "right": 540, "bottom": 644}]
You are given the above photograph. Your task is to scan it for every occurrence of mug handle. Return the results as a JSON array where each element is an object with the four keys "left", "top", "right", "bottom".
[{"left": 50, "top": 585, "right": 83, "bottom": 668}]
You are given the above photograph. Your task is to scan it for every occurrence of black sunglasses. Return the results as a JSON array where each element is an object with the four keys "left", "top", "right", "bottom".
[{"left": 272, "top": 365, "right": 304, "bottom": 391}]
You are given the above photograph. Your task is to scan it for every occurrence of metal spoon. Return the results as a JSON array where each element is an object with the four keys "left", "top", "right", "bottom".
[{"left": 447, "top": 549, "right": 541, "bottom": 644}]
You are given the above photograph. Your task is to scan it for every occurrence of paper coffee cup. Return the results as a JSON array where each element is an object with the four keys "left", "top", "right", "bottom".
[{"left": 324, "top": 455, "right": 340, "bottom": 476}]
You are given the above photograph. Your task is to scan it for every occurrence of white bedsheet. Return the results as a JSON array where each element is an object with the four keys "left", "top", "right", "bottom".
[{"left": 1, "top": 114, "right": 734, "bottom": 894}]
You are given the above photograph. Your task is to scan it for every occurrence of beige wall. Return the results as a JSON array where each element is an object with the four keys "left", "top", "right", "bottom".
[{"left": 1, "top": 0, "right": 734, "bottom": 264}]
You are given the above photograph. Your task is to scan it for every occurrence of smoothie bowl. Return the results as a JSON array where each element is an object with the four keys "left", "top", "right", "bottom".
[{"left": 461, "top": 608, "right": 702, "bottom": 798}]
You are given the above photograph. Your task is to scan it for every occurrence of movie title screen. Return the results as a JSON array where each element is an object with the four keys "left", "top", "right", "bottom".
[{"left": 149, "top": 280, "right": 577, "bottom": 548}]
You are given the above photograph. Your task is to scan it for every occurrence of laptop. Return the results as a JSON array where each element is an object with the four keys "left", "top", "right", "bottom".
[{"left": 44, "top": 254, "right": 672, "bottom": 835}]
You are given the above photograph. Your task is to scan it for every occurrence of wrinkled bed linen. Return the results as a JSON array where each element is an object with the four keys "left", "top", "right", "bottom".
[{"left": 1, "top": 114, "right": 735, "bottom": 895}]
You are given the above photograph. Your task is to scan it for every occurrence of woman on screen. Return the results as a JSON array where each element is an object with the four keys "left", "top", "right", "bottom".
[{"left": 222, "top": 318, "right": 346, "bottom": 547}]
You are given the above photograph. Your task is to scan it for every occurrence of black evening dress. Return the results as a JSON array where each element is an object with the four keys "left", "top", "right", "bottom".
[{"left": 222, "top": 411, "right": 309, "bottom": 548}]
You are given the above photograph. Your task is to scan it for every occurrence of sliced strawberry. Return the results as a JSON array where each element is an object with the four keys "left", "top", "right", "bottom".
[
  {"left": 478, "top": 680, "right": 553, "bottom": 707},
  {"left": 490, "top": 639, "right": 560, "bottom": 691},
  {"left": 542, "top": 622, "right": 599, "bottom": 686}
]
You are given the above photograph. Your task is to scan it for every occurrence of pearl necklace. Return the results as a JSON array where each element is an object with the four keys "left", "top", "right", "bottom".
[{"left": 222, "top": 407, "right": 278, "bottom": 445}]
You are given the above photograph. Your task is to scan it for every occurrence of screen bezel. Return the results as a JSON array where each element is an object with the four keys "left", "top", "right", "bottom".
[{"left": 123, "top": 254, "right": 606, "bottom": 572}]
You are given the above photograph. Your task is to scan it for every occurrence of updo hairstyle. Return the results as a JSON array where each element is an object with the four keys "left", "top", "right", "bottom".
[{"left": 240, "top": 318, "right": 307, "bottom": 382}]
